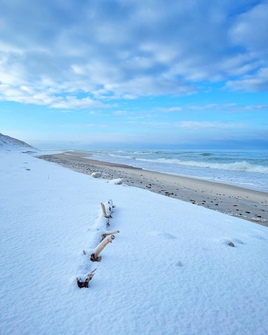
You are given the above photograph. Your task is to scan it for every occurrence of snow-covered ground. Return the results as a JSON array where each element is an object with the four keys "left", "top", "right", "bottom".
[
  {"left": 0, "top": 133, "right": 35, "bottom": 150},
  {"left": 1, "top": 147, "right": 268, "bottom": 335}
]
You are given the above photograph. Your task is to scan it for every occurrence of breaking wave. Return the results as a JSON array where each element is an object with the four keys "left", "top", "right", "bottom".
[{"left": 136, "top": 158, "right": 268, "bottom": 174}]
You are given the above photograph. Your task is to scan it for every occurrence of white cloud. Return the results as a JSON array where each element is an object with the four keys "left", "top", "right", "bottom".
[
  {"left": 178, "top": 121, "right": 247, "bottom": 130},
  {"left": 226, "top": 67, "right": 268, "bottom": 92},
  {"left": 231, "top": 2, "right": 268, "bottom": 57},
  {"left": 50, "top": 97, "right": 107, "bottom": 109},
  {"left": 227, "top": 1, "right": 268, "bottom": 91},
  {"left": 113, "top": 110, "right": 127, "bottom": 116},
  {"left": 0, "top": 0, "right": 267, "bottom": 108},
  {"left": 158, "top": 103, "right": 268, "bottom": 114}
]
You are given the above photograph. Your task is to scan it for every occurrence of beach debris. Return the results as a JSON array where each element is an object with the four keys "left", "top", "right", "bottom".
[
  {"left": 76, "top": 268, "right": 97, "bottom": 288},
  {"left": 76, "top": 199, "right": 117, "bottom": 288},
  {"left": 91, "top": 235, "right": 115, "bottom": 262},
  {"left": 251, "top": 217, "right": 267, "bottom": 222},
  {"left": 100, "top": 230, "right": 120, "bottom": 241},
  {"left": 103, "top": 200, "right": 114, "bottom": 214},
  {"left": 108, "top": 178, "right": 123, "bottom": 185},
  {"left": 101, "top": 202, "right": 113, "bottom": 227},
  {"left": 91, "top": 172, "right": 102, "bottom": 178}
]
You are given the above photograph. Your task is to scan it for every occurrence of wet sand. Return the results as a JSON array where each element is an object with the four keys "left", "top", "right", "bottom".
[{"left": 38, "top": 151, "right": 268, "bottom": 226}]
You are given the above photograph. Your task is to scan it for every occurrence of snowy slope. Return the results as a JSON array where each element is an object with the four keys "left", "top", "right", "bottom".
[
  {"left": 0, "top": 133, "right": 34, "bottom": 150},
  {"left": 0, "top": 151, "right": 268, "bottom": 335}
]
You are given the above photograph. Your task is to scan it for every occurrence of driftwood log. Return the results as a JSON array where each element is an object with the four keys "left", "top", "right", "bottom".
[
  {"left": 91, "top": 235, "right": 115, "bottom": 262},
  {"left": 100, "top": 230, "right": 119, "bottom": 241},
  {"left": 101, "top": 202, "right": 112, "bottom": 226},
  {"left": 76, "top": 268, "right": 97, "bottom": 288}
]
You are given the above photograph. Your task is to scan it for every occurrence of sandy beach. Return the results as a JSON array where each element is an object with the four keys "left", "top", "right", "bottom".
[{"left": 38, "top": 151, "right": 268, "bottom": 226}]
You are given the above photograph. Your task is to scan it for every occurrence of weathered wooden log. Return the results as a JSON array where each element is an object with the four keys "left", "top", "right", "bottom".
[
  {"left": 101, "top": 202, "right": 112, "bottom": 227},
  {"left": 101, "top": 203, "right": 108, "bottom": 217},
  {"left": 101, "top": 202, "right": 112, "bottom": 217},
  {"left": 100, "top": 230, "right": 119, "bottom": 241},
  {"left": 76, "top": 268, "right": 97, "bottom": 288},
  {"left": 90, "top": 235, "right": 115, "bottom": 262}
]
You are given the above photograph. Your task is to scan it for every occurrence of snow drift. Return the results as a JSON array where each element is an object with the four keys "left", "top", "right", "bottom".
[
  {"left": 0, "top": 138, "right": 267, "bottom": 335},
  {"left": 0, "top": 133, "right": 35, "bottom": 151}
]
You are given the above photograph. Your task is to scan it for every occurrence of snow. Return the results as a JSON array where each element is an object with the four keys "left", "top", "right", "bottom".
[
  {"left": 1, "top": 148, "right": 268, "bottom": 335},
  {"left": 0, "top": 133, "right": 35, "bottom": 150}
]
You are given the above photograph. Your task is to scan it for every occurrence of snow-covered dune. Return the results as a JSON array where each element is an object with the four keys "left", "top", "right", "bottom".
[
  {"left": 0, "top": 149, "right": 268, "bottom": 335},
  {"left": 0, "top": 133, "right": 35, "bottom": 151}
]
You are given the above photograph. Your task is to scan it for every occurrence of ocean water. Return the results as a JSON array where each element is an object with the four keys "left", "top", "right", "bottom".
[{"left": 87, "top": 150, "right": 268, "bottom": 193}]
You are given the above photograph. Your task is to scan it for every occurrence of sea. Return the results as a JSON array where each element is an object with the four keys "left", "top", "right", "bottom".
[{"left": 87, "top": 149, "right": 268, "bottom": 193}]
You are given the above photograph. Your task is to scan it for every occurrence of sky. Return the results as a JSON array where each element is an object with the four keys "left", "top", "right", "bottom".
[{"left": 0, "top": 0, "right": 268, "bottom": 150}]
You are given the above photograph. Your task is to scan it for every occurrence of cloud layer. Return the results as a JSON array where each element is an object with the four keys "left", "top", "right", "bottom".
[{"left": 0, "top": 0, "right": 267, "bottom": 108}]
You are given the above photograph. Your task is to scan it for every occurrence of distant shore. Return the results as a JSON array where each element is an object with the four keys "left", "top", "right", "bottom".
[{"left": 38, "top": 151, "right": 268, "bottom": 226}]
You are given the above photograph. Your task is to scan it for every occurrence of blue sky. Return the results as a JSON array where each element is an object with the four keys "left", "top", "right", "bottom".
[{"left": 0, "top": 0, "right": 268, "bottom": 150}]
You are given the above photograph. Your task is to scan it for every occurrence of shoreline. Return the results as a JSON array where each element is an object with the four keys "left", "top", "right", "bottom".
[{"left": 38, "top": 151, "right": 268, "bottom": 226}]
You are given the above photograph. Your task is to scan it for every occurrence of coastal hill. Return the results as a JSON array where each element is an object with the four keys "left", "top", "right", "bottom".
[{"left": 0, "top": 133, "right": 34, "bottom": 150}]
